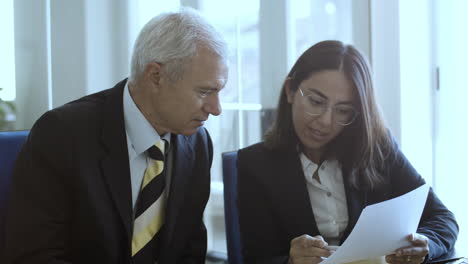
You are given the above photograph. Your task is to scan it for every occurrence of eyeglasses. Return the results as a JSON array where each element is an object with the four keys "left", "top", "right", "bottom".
[{"left": 299, "top": 88, "right": 359, "bottom": 126}]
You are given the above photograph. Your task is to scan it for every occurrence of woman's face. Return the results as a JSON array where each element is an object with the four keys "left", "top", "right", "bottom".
[{"left": 286, "top": 70, "right": 356, "bottom": 163}]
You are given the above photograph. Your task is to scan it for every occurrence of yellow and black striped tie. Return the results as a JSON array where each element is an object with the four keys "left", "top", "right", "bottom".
[{"left": 132, "top": 140, "right": 167, "bottom": 263}]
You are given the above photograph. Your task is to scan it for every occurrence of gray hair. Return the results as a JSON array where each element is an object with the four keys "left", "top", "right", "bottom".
[{"left": 129, "top": 7, "right": 228, "bottom": 83}]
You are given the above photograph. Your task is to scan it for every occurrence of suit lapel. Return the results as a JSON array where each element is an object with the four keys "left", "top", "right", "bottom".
[
  {"left": 163, "top": 134, "right": 194, "bottom": 248},
  {"left": 273, "top": 150, "right": 368, "bottom": 243},
  {"left": 266, "top": 147, "right": 368, "bottom": 243},
  {"left": 99, "top": 80, "right": 133, "bottom": 240},
  {"left": 269, "top": 149, "right": 319, "bottom": 238}
]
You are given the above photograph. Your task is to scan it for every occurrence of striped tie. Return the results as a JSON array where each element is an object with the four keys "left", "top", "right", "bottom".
[{"left": 132, "top": 140, "right": 167, "bottom": 263}]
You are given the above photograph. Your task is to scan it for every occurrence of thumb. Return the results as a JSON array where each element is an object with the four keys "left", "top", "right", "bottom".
[{"left": 409, "top": 233, "right": 428, "bottom": 246}]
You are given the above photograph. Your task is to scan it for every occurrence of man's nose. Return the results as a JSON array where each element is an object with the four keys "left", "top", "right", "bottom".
[{"left": 204, "top": 93, "right": 222, "bottom": 116}]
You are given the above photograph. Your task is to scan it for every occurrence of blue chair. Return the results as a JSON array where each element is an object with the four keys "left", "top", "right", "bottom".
[
  {"left": 222, "top": 151, "right": 243, "bottom": 264},
  {"left": 0, "top": 130, "right": 30, "bottom": 251}
]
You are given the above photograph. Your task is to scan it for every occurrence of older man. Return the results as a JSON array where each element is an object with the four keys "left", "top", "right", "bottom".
[{"left": 3, "top": 8, "right": 228, "bottom": 264}]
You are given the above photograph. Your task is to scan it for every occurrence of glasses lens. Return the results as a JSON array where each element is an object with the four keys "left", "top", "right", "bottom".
[
  {"left": 334, "top": 106, "right": 357, "bottom": 125},
  {"left": 301, "top": 91, "right": 326, "bottom": 116},
  {"left": 300, "top": 89, "right": 358, "bottom": 126}
]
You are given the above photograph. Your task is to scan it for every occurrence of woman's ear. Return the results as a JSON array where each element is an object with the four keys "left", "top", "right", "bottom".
[{"left": 285, "top": 77, "right": 295, "bottom": 104}]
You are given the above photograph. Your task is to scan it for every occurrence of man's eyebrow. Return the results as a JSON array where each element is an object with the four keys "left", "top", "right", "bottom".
[{"left": 198, "top": 86, "right": 219, "bottom": 91}]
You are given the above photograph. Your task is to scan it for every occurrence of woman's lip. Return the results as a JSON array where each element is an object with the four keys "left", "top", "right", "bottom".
[
  {"left": 312, "top": 128, "right": 324, "bottom": 136},
  {"left": 307, "top": 127, "right": 328, "bottom": 140}
]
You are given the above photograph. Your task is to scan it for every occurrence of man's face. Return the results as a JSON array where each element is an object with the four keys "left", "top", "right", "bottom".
[{"left": 142, "top": 47, "right": 228, "bottom": 136}]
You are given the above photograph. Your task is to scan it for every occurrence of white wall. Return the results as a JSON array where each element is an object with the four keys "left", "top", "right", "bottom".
[
  {"left": 370, "top": 0, "right": 402, "bottom": 144},
  {"left": 433, "top": 0, "right": 468, "bottom": 250},
  {"left": 399, "top": 0, "right": 434, "bottom": 184},
  {"left": 370, "top": 0, "right": 434, "bottom": 184}
]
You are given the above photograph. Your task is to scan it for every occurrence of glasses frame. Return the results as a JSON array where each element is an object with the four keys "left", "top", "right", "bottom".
[{"left": 298, "top": 88, "right": 359, "bottom": 126}]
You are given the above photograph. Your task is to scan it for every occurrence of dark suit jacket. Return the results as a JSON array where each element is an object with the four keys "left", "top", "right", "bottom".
[
  {"left": 237, "top": 142, "right": 458, "bottom": 264},
  {"left": 2, "top": 79, "right": 212, "bottom": 264}
]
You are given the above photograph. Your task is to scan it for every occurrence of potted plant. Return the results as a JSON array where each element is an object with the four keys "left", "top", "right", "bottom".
[{"left": 0, "top": 87, "right": 16, "bottom": 131}]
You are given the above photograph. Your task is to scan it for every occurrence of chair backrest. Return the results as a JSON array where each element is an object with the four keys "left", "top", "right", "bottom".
[
  {"left": 0, "top": 130, "right": 29, "bottom": 250},
  {"left": 222, "top": 151, "right": 243, "bottom": 264}
]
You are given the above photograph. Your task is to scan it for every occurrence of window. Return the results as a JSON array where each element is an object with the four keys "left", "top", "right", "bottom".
[
  {"left": 389, "top": 0, "right": 466, "bottom": 251},
  {"left": 0, "top": 0, "right": 16, "bottom": 131},
  {"left": 433, "top": 0, "right": 468, "bottom": 251},
  {"left": 0, "top": 0, "right": 16, "bottom": 102},
  {"left": 293, "top": 0, "right": 353, "bottom": 57},
  {"left": 197, "top": 0, "right": 356, "bottom": 253},
  {"left": 199, "top": 0, "right": 262, "bottom": 252},
  {"left": 128, "top": 0, "right": 181, "bottom": 47},
  {"left": 9, "top": 0, "right": 360, "bottom": 254}
]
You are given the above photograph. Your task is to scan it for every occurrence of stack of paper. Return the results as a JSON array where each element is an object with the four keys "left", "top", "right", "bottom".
[{"left": 321, "top": 184, "right": 429, "bottom": 264}]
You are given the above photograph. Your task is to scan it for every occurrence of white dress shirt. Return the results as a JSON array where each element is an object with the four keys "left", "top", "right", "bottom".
[
  {"left": 300, "top": 153, "right": 349, "bottom": 245},
  {"left": 123, "top": 83, "right": 172, "bottom": 208}
]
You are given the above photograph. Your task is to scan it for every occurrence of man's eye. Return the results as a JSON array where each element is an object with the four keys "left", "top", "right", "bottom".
[{"left": 199, "top": 90, "right": 210, "bottom": 97}]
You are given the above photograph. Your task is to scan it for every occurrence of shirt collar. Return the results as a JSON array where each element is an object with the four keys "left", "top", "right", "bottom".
[
  {"left": 300, "top": 153, "right": 319, "bottom": 175},
  {"left": 123, "top": 82, "right": 171, "bottom": 155},
  {"left": 299, "top": 152, "right": 341, "bottom": 185}
]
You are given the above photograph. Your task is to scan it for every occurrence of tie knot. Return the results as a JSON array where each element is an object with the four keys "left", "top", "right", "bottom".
[{"left": 147, "top": 140, "right": 167, "bottom": 160}]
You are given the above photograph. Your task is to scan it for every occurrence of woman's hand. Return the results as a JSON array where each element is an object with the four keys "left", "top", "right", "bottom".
[
  {"left": 385, "top": 233, "right": 430, "bottom": 264},
  {"left": 288, "top": 234, "right": 334, "bottom": 264}
]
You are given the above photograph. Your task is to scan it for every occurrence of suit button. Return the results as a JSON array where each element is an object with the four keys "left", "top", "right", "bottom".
[{"left": 327, "top": 192, "right": 332, "bottom": 197}]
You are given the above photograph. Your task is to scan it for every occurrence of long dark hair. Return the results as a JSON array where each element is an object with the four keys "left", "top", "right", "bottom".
[{"left": 264, "top": 40, "right": 396, "bottom": 190}]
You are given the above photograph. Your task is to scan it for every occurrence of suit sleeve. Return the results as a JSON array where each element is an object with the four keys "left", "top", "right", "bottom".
[
  {"left": 177, "top": 127, "right": 212, "bottom": 264},
  {"left": 237, "top": 147, "right": 289, "bottom": 264},
  {"left": 388, "top": 150, "right": 459, "bottom": 261},
  {"left": 178, "top": 221, "right": 208, "bottom": 264},
  {"left": 3, "top": 111, "right": 73, "bottom": 264}
]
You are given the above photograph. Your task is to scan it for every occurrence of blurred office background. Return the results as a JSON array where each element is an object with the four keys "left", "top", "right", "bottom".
[{"left": 0, "top": 0, "right": 466, "bottom": 255}]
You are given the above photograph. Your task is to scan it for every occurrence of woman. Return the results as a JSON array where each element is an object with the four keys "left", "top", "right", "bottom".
[{"left": 237, "top": 40, "right": 458, "bottom": 264}]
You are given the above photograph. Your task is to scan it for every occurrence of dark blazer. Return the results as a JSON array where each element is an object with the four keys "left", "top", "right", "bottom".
[
  {"left": 237, "top": 142, "right": 458, "bottom": 264},
  {"left": 2, "top": 79, "right": 212, "bottom": 264}
]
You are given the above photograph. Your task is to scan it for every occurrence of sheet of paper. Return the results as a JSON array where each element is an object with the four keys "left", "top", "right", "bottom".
[{"left": 321, "top": 184, "right": 430, "bottom": 264}]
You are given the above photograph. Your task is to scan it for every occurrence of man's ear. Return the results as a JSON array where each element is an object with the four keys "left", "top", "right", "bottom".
[
  {"left": 143, "top": 62, "right": 163, "bottom": 87},
  {"left": 285, "top": 77, "right": 295, "bottom": 103}
]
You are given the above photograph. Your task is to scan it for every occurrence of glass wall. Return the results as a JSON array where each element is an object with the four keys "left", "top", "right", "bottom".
[
  {"left": 5, "top": 0, "right": 356, "bottom": 255},
  {"left": 293, "top": 0, "right": 352, "bottom": 58},
  {"left": 0, "top": 0, "right": 16, "bottom": 131},
  {"left": 198, "top": 0, "right": 262, "bottom": 251},
  {"left": 433, "top": 0, "right": 468, "bottom": 251},
  {"left": 199, "top": 0, "right": 355, "bottom": 253}
]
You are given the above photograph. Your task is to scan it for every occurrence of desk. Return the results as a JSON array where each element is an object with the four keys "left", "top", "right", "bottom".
[
  {"left": 344, "top": 249, "right": 466, "bottom": 264},
  {"left": 429, "top": 247, "right": 466, "bottom": 264},
  {"left": 346, "top": 256, "right": 386, "bottom": 264}
]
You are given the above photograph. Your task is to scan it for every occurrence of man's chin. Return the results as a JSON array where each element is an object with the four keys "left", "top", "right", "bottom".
[{"left": 179, "top": 127, "right": 201, "bottom": 136}]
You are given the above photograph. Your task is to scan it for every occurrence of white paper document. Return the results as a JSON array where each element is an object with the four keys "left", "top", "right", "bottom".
[{"left": 321, "top": 184, "right": 430, "bottom": 264}]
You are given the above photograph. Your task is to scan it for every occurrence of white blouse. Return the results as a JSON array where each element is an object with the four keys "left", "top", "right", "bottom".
[{"left": 299, "top": 153, "right": 349, "bottom": 245}]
